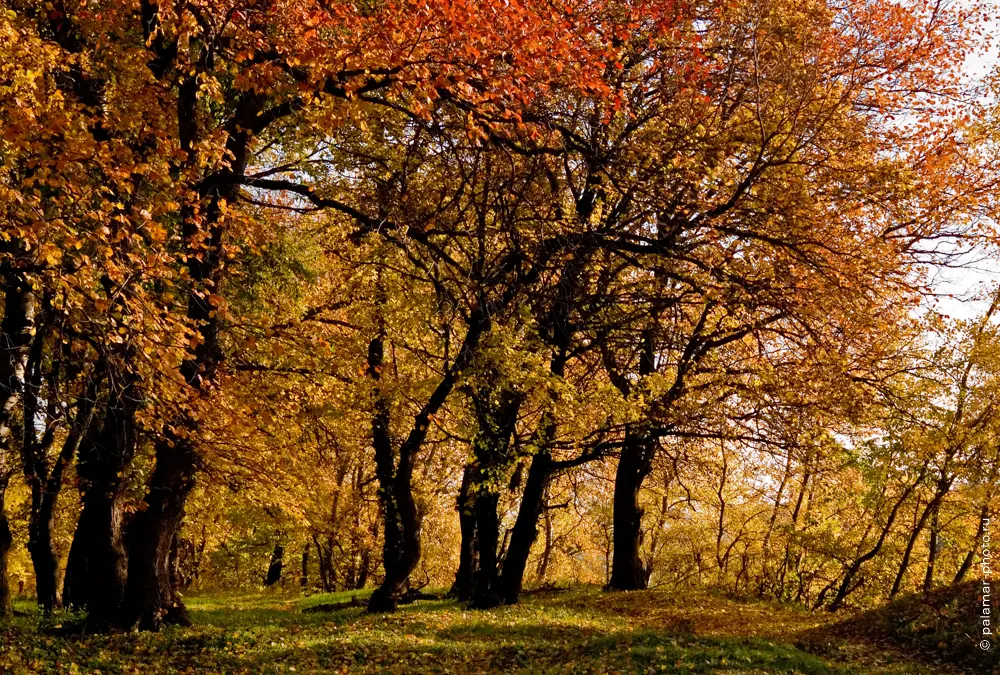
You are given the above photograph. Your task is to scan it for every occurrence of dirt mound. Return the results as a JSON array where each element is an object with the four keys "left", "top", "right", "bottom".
[{"left": 801, "top": 581, "right": 997, "bottom": 673}]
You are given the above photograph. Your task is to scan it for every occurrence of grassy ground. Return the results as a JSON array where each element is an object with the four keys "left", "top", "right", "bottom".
[{"left": 0, "top": 587, "right": 981, "bottom": 674}]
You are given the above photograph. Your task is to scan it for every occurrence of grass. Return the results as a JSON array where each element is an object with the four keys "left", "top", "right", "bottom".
[{"left": 0, "top": 587, "right": 974, "bottom": 674}]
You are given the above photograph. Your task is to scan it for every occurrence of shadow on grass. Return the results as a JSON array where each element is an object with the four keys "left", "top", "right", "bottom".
[{"left": 0, "top": 590, "right": 940, "bottom": 674}]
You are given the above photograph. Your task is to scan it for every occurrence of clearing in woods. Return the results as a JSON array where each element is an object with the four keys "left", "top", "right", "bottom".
[{"left": 0, "top": 587, "right": 983, "bottom": 674}]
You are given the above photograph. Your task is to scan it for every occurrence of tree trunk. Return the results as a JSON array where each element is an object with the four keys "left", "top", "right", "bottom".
[
  {"left": 923, "top": 504, "right": 940, "bottom": 596},
  {"left": 608, "top": 428, "right": 655, "bottom": 591},
  {"left": 607, "top": 328, "right": 656, "bottom": 592},
  {"left": 889, "top": 500, "right": 931, "bottom": 600},
  {"left": 17, "top": 287, "right": 61, "bottom": 613},
  {"left": 826, "top": 464, "right": 925, "bottom": 611},
  {"left": 366, "top": 331, "right": 405, "bottom": 613},
  {"left": 536, "top": 488, "right": 552, "bottom": 583},
  {"left": 758, "top": 451, "right": 794, "bottom": 597},
  {"left": 117, "top": 434, "right": 198, "bottom": 630},
  {"left": 369, "top": 439, "right": 422, "bottom": 612},
  {"left": 955, "top": 504, "right": 989, "bottom": 583},
  {"left": 28, "top": 509, "right": 59, "bottom": 613},
  {"left": 300, "top": 543, "right": 310, "bottom": 589},
  {"left": 367, "top": 304, "right": 490, "bottom": 613},
  {"left": 888, "top": 530, "right": 920, "bottom": 601},
  {"left": 26, "top": 371, "right": 100, "bottom": 615},
  {"left": 63, "top": 371, "right": 138, "bottom": 624},
  {"left": 450, "top": 464, "right": 476, "bottom": 601},
  {"left": 112, "top": 91, "right": 256, "bottom": 630},
  {"left": 498, "top": 449, "right": 551, "bottom": 605},
  {"left": 471, "top": 491, "right": 502, "bottom": 608},
  {"left": 265, "top": 544, "right": 284, "bottom": 587},
  {"left": 467, "top": 374, "right": 522, "bottom": 609}
]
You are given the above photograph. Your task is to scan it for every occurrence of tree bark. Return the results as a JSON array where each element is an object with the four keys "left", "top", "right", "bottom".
[
  {"left": 15, "top": 284, "right": 62, "bottom": 613},
  {"left": 923, "top": 504, "right": 940, "bottom": 596},
  {"left": 497, "top": 448, "right": 551, "bottom": 605},
  {"left": 25, "top": 365, "right": 100, "bottom": 614},
  {"left": 888, "top": 505, "right": 927, "bottom": 601},
  {"left": 471, "top": 490, "right": 502, "bottom": 608},
  {"left": 450, "top": 464, "right": 476, "bottom": 601},
  {"left": 117, "top": 433, "right": 199, "bottom": 629},
  {"left": 300, "top": 542, "right": 310, "bottom": 589},
  {"left": 113, "top": 83, "right": 259, "bottom": 630},
  {"left": 607, "top": 328, "right": 656, "bottom": 592},
  {"left": 494, "top": 290, "right": 576, "bottom": 606},
  {"left": 265, "top": 544, "right": 284, "bottom": 586},
  {"left": 366, "top": 331, "right": 404, "bottom": 612},
  {"left": 826, "top": 463, "right": 926, "bottom": 611},
  {"left": 955, "top": 504, "right": 989, "bottom": 583},
  {"left": 63, "top": 370, "right": 138, "bottom": 624},
  {"left": 368, "top": 304, "right": 490, "bottom": 612},
  {"left": 467, "top": 373, "right": 522, "bottom": 609},
  {"left": 608, "top": 428, "right": 655, "bottom": 591}
]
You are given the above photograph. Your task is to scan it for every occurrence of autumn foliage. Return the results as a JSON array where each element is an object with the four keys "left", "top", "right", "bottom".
[{"left": 0, "top": 0, "right": 997, "bottom": 650}]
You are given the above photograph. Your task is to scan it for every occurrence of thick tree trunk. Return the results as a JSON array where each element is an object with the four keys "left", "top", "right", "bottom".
[
  {"left": 26, "top": 373, "right": 99, "bottom": 615},
  {"left": 111, "top": 88, "right": 257, "bottom": 630},
  {"left": 369, "top": 442, "right": 421, "bottom": 612},
  {"left": 265, "top": 544, "right": 284, "bottom": 586},
  {"left": 606, "top": 326, "right": 657, "bottom": 592},
  {"left": 608, "top": 428, "right": 655, "bottom": 591},
  {"left": 366, "top": 332, "right": 405, "bottom": 613},
  {"left": 450, "top": 464, "right": 476, "bottom": 601},
  {"left": 467, "top": 375, "right": 522, "bottom": 609},
  {"left": 63, "top": 485, "right": 129, "bottom": 620},
  {"left": 471, "top": 491, "right": 501, "bottom": 608},
  {"left": 367, "top": 305, "right": 490, "bottom": 613},
  {"left": 498, "top": 449, "right": 551, "bottom": 605},
  {"left": 27, "top": 510, "right": 60, "bottom": 613},
  {"left": 117, "top": 434, "right": 199, "bottom": 630},
  {"left": 63, "top": 371, "right": 137, "bottom": 624}
]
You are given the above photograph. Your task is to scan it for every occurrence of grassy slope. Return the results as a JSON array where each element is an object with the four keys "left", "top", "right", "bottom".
[{"left": 0, "top": 588, "right": 969, "bottom": 674}]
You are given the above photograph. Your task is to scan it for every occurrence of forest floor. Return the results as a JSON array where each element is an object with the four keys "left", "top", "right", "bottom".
[{"left": 0, "top": 586, "right": 990, "bottom": 674}]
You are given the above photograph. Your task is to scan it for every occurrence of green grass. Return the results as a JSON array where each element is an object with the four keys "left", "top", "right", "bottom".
[{"left": 0, "top": 588, "right": 962, "bottom": 674}]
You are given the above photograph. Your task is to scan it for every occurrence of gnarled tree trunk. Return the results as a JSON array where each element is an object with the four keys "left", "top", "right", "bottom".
[
  {"left": 608, "top": 428, "right": 655, "bottom": 591},
  {"left": 498, "top": 448, "right": 552, "bottom": 605},
  {"left": 117, "top": 434, "right": 199, "bottom": 629},
  {"left": 63, "top": 369, "right": 138, "bottom": 625},
  {"left": 367, "top": 305, "right": 490, "bottom": 613},
  {"left": 265, "top": 544, "right": 284, "bottom": 586},
  {"left": 450, "top": 464, "right": 476, "bottom": 601},
  {"left": 467, "top": 374, "right": 522, "bottom": 609}
]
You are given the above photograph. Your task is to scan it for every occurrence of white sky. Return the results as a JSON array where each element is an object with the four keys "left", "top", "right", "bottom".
[{"left": 926, "top": 8, "right": 1000, "bottom": 321}]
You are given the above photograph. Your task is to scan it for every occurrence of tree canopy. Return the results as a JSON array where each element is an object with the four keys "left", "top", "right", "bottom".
[{"left": 0, "top": 0, "right": 998, "bottom": 641}]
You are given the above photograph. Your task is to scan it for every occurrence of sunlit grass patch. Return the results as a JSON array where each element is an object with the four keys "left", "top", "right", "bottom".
[{"left": 0, "top": 588, "right": 965, "bottom": 674}]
